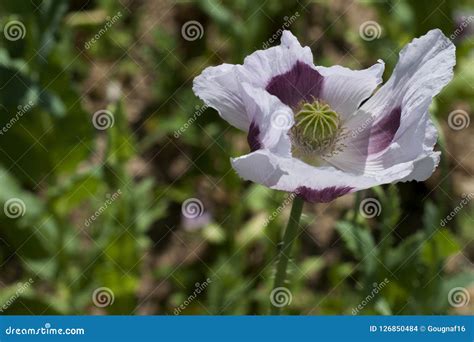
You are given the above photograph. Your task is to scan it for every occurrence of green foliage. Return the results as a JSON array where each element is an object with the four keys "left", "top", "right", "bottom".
[{"left": 0, "top": 0, "right": 473, "bottom": 315}]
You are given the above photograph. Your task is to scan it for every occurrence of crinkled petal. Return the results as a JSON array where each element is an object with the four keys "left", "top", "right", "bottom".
[
  {"left": 193, "top": 63, "right": 248, "bottom": 131},
  {"left": 230, "top": 149, "right": 410, "bottom": 203},
  {"left": 193, "top": 31, "right": 312, "bottom": 131},
  {"left": 240, "top": 83, "right": 293, "bottom": 155},
  {"left": 362, "top": 29, "right": 454, "bottom": 161},
  {"left": 237, "top": 31, "right": 314, "bottom": 89},
  {"left": 316, "top": 60, "right": 385, "bottom": 118},
  {"left": 378, "top": 112, "right": 442, "bottom": 182},
  {"left": 326, "top": 29, "right": 455, "bottom": 184}
]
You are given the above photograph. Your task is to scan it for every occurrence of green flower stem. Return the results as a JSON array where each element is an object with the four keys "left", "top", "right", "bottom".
[{"left": 271, "top": 195, "right": 304, "bottom": 315}]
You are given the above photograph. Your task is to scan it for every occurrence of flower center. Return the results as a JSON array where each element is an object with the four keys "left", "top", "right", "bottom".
[{"left": 290, "top": 100, "right": 341, "bottom": 156}]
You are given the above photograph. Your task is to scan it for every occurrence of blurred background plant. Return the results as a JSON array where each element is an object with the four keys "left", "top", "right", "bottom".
[{"left": 0, "top": 0, "right": 473, "bottom": 315}]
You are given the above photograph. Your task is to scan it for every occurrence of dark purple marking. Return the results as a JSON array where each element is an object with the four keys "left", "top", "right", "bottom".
[
  {"left": 295, "top": 185, "right": 353, "bottom": 203},
  {"left": 247, "top": 121, "right": 262, "bottom": 152},
  {"left": 266, "top": 61, "right": 324, "bottom": 108},
  {"left": 368, "top": 106, "right": 401, "bottom": 155}
]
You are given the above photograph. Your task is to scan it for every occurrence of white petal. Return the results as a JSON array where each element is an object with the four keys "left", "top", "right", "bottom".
[
  {"left": 374, "top": 112, "right": 441, "bottom": 182},
  {"left": 237, "top": 31, "right": 314, "bottom": 88},
  {"left": 327, "top": 29, "right": 455, "bottom": 184},
  {"left": 365, "top": 29, "right": 454, "bottom": 181},
  {"left": 193, "top": 31, "right": 312, "bottom": 132},
  {"left": 240, "top": 83, "right": 293, "bottom": 155},
  {"left": 193, "top": 63, "right": 249, "bottom": 131},
  {"left": 231, "top": 150, "right": 375, "bottom": 203},
  {"left": 400, "top": 152, "right": 441, "bottom": 182},
  {"left": 232, "top": 148, "right": 417, "bottom": 202},
  {"left": 316, "top": 60, "right": 385, "bottom": 118},
  {"left": 362, "top": 29, "right": 454, "bottom": 154}
]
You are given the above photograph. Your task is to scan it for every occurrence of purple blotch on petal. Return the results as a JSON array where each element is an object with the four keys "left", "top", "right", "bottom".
[
  {"left": 266, "top": 61, "right": 324, "bottom": 108},
  {"left": 368, "top": 106, "right": 401, "bottom": 155},
  {"left": 247, "top": 121, "right": 262, "bottom": 152},
  {"left": 295, "top": 185, "right": 353, "bottom": 203}
]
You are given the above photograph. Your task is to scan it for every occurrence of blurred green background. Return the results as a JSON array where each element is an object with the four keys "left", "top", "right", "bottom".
[{"left": 0, "top": 0, "right": 473, "bottom": 315}]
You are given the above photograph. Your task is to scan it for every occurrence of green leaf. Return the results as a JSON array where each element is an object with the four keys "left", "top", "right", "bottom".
[
  {"left": 244, "top": 184, "right": 272, "bottom": 213},
  {"left": 385, "top": 232, "right": 424, "bottom": 270},
  {"left": 202, "top": 223, "right": 226, "bottom": 244},
  {"left": 423, "top": 201, "right": 442, "bottom": 235},
  {"left": 421, "top": 229, "right": 461, "bottom": 265},
  {"left": 0, "top": 167, "right": 51, "bottom": 260},
  {"left": 335, "top": 221, "right": 376, "bottom": 260},
  {"left": 294, "top": 256, "right": 325, "bottom": 281},
  {"left": 236, "top": 213, "right": 268, "bottom": 246},
  {"left": 48, "top": 168, "right": 103, "bottom": 216}
]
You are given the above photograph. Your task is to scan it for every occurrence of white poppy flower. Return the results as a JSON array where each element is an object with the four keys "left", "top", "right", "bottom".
[{"left": 193, "top": 30, "right": 455, "bottom": 203}]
